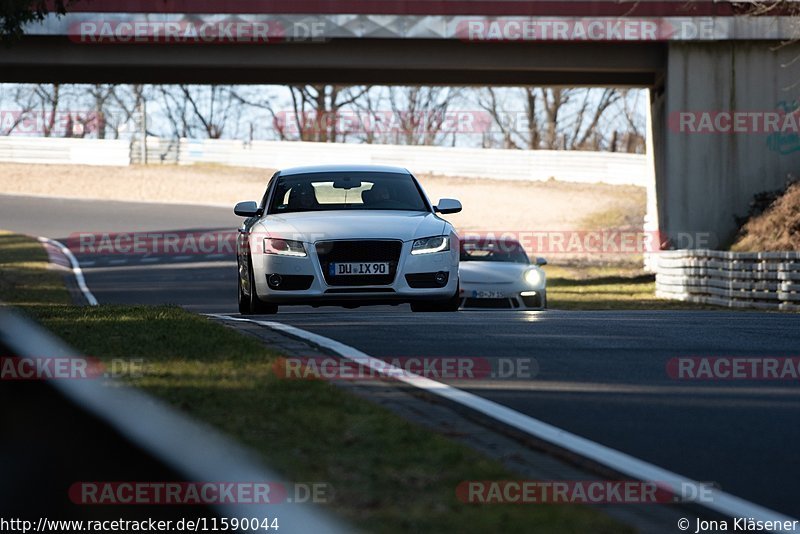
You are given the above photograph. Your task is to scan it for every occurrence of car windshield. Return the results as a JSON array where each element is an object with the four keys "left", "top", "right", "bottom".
[
  {"left": 460, "top": 240, "right": 530, "bottom": 263},
  {"left": 269, "top": 172, "right": 429, "bottom": 214}
]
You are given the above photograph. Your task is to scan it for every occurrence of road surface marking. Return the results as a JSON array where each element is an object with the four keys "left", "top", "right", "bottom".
[
  {"left": 210, "top": 313, "right": 799, "bottom": 527},
  {"left": 38, "top": 236, "right": 98, "bottom": 306}
]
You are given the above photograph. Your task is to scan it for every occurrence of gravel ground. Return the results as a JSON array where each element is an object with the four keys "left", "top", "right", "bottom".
[{"left": 0, "top": 162, "right": 644, "bottom": 236}]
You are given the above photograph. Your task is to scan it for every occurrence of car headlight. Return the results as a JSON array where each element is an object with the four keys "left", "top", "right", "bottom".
[
  {"left": 524, "top": 268, "right": 544, "bottom": 287},
  {"left": 411, "top": 236, "right": 449, "bottom": 255},
  {"left": 264, "top": 238, "right": 307, "bottom": 257}
]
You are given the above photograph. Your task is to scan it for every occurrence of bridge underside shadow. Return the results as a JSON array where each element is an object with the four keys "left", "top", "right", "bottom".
[{"left": 0, "top": 38, "right": 663, "bottom": 86}]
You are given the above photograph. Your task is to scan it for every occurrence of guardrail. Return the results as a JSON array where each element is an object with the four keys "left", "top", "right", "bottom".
[
  {"left": 0, "top": 306, "right": 345, "bottom": 530},
  {"left": 655, "top": 250, "right": 800, "bottom": 311}
]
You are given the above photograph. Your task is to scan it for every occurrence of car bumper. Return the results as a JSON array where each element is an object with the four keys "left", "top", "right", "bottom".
[
  {"left": 459, "top": 284, "right": 547, "bottom": 309},
  {"left": 251, "top": 240, "right": 458, "bottom": 305}
]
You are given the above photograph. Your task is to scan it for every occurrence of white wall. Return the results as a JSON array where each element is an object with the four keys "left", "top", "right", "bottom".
[
  {"left": 0, "top": 137, "right": 130, "bottom": 166},
  {"left": 0, "top": 135, "right": 649, "bottom": 188},
  {"left": 174, "top": 139, "right": 648, "bottom": 186}
]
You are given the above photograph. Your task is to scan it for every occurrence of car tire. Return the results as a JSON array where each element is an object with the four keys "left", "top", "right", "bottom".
[
  {"left": 410, "top": 283, "right": 460, "bottom": 312},
  {"left": 246, "top": 255, "right": 278, "bottom": 315},
  {"left": 237, "top": 264, "right": 250, "bottom": 315}
]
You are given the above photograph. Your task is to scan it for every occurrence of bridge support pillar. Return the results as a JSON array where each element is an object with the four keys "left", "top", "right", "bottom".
[{"left": 651, "top": 41, "right": 800, "bottom": 249}]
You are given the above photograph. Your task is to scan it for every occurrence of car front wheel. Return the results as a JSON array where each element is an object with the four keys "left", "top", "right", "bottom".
[
  {"left": 243, "top": 255, "right": 278, "bottom": 315},
  {"left": 237, "top": 264, "right": 250, "bottom": 314}
]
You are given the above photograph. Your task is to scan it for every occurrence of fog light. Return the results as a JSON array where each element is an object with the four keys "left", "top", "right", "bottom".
[
  {"left": 434, "top": 271, "right": 448, "bottom": 286},
  {"left": 520, "top": 291, "right": 538, "bottom": 297},
  {"left": 268, "top": 274, "right": 283, "bottom": 288}
]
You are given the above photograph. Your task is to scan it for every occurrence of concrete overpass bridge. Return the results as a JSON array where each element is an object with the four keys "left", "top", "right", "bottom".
[{"left": 1, "top": 0, "right": 799, "bottom": 247}]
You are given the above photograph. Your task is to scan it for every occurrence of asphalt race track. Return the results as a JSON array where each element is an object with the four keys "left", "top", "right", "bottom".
[{"left": 3, "top": 194, "right": 799, "bottom": 519}]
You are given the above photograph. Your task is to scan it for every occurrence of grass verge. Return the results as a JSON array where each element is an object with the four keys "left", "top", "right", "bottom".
[
  {"left": 0, "top": 231, "right": 628, "bottom": 533},
  {"left": 545, "top": 261, "right": 716, "bottom": 311}
]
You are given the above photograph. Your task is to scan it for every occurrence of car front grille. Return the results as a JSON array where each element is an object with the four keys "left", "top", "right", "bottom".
[
  {"left": 316, "top": 240, "right": 402, "bottom": 286},
  {"left": 325, "top": 288, "right": 396, "bottom": 293},
  {"left": 462, "top": 297, "right": 518, "bottom": 309}
]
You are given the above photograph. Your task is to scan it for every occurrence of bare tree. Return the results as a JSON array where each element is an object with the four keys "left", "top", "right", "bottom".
[
  {"left": 232, "top": 88, "right": 288, "bottom": 141},
  {"left": 563, "top": 88, "right": 621, "bottom": 150},
  {"left": 385, "top": 86, "right": 462, "bottom": 146},
  {"left": 288, "top": 85, "right": 370, "bottom": 142},
  {"left": 181, "top": 85, "right": 240, "bottom": 139},
  {"left": 106, "top": 84, "right": 147, "bottom": 139},
  {"left": 541, "top": 88, "right": 569, "bottom": 149},
  {"left": 157, "top": 85, "right": 240, "bottom": 139},
  {"left": 33, "top": 84, "right": 60, "bottom": 137},
  {"left": 479, "top": 87, "right": 540, "bottom": 149},
  {"left": 349, "top": 86, "right": 386, "bottom": 144},
  {"left": 82, "top": 84, "right": 117, "bottom": 139},
  {"left": 478, "top": 87, "right": 639, "bottom": 152},
  {"left": 612, "top": 89, "right": 646, "bottom": 153},
  {"left": 157, "top": 86, "right": 190, "bottom": 138},
  {"left": 0, "top": 81, "right": 647, "bottom": 151},
  {"left": 236, "top": 85, "right": 370, "bottom": 143},
  {"left": 0, "top": 84, "right": 37, "bottom": 135}
]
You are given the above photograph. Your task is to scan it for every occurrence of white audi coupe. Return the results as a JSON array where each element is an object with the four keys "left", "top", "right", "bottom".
[{"left": 234, "top": 165, "right": 462, "bottom": 314}]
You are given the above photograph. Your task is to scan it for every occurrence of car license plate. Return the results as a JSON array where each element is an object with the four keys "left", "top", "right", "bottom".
[
  {"left": 472, "top": 290, "right": 506, "bottom": 299},
  {"left": 330, "top": 262, "right": 390, "bottom": 276}
]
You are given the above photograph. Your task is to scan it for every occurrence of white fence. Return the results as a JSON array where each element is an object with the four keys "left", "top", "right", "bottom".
[
  {"left": 655, "top": 250, "right": 800, "bottom": 311},
  {"left": 138, "top": 137, "right": 648, "bottom": 186},
  {"left": 0, "top": 137, "right": 130, "bottom": 166},
  {"left": 0, "top": 136, "right": 648, "bottom": 186}
]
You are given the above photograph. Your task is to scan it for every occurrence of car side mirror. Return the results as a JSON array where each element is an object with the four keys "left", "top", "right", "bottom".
[
  {"left": 234, "top": 201, "right": 259, "bottom": 217},
  {"left": 434, "top": 198, "right": 462, "bottom": 214},
  {"left": 535, "top": 257, "right": 548, "bottom": 266}
]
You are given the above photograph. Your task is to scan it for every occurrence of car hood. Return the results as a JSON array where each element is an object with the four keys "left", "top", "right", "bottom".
[
  {"left": 459, "top": 261, "right": 533, "bottom": 284},
  {"left": 258, "top": 210, "right": 448, "bottom": 242}
]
